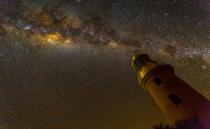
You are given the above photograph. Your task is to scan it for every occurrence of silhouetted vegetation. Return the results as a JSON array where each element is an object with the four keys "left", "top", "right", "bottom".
[{"left": 154, "top": 118, "right": 201, "bottom": 129}]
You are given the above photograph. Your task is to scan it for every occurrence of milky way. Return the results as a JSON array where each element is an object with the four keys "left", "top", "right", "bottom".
[{"left": 0, "top": 0, "right": 210, "bottom": 129}]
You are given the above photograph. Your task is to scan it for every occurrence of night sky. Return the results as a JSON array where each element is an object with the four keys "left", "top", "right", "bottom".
[{"left": 0, "top": 0, "right": 210, "bottom": 129}]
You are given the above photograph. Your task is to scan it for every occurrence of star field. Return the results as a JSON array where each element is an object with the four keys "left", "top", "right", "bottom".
[{"left": 0, "top": 0, "right": 209, "bottom": 129}]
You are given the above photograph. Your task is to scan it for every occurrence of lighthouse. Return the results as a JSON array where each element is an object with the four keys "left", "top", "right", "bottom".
[{"left": 132, "top": 54, "right": 210, "bottom": 128}]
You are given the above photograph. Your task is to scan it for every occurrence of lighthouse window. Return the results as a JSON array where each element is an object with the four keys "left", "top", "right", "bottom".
[
  {"left": 168, "top": 94, "right": 182, "bottom": 105},
  {"left": 154, "top": 76, "right": 162, "bottom": 85}
]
